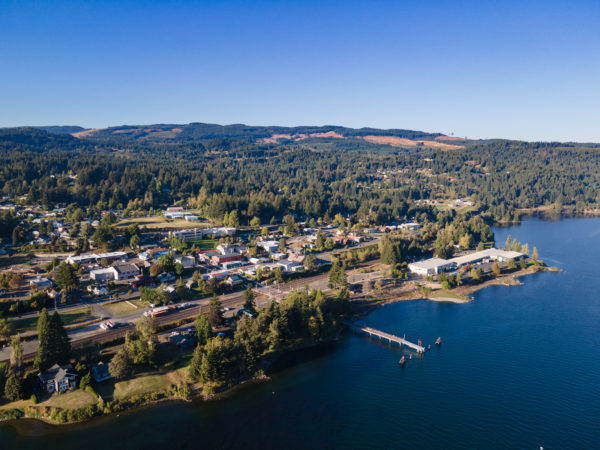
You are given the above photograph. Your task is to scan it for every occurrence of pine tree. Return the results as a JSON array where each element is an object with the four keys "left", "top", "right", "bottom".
[
  {"left": 4, "top": 369, "right": 22, "bottom": 401},
  {"left": 195, "top": 314, "right": 212, "bottom": 346},
  {"left": 10, "top": 334, "right": 23, "bottom": 375},
  {"left": 504, "top": 234, "right": 512, "bottom": 250},
  {"left": 189, "top": 344, "right": 204, "bottom": 381},
  {"left": 243, "top": 287, "right": 255, "bottom": 312},
  {"left": 208, "top": 294, "right": 223, "bottom": 328},
  {"left": 50, "top": 312, "right": 71, "bottom": 365},
  {"left": 54, "top": 263, "right": 79, "bottom": 292},
  {"left": 34, "top": 308, "right": 51, "bottom": 371},
  {"left": 532, "top": 247, "right": 539, "bottom": 261}
]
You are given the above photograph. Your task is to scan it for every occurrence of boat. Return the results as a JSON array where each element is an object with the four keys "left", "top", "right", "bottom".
[
  {"left": 435, "top": 337, "right": 442, "bottom": 345},
  {"left": 399, "top": 356, "right": 406, "bottom": 366}
]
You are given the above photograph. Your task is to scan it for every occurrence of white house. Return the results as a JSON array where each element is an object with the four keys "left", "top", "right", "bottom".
[{"left": 176, "top": 255, "right": 196, "bottom": 268}]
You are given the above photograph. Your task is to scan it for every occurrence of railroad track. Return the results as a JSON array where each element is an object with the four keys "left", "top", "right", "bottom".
[{"left": 13, "top": 259, "right": 380, "bottom": 362}]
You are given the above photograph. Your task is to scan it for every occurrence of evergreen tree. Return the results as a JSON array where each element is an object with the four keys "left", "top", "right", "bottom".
[
  {"left": 243, "top": 287, "right": 255, "bottom": 312},
  {"left": 10, "top": 334, "right": 23, "bottom": 375},
  {"left": 49, "top": 312, "right": 71, "bottom": 365},
  {"left": 504, "top": 234, "right": 512, "bottom": 250},
  {"left": 492, "top": 262, "right": 501, "bottom": 276},
  {"left": 208, "top": 294, "right": 223, "bottom": 328},
  {"left": 532, "top": 247, "right": 539, "bottom": 261},
  {"left": 34, "top": 308, "right": 51, "bottom": 370},
  {"left": 4, "top": 369, "right": 22, "bottom": 401},
  {"left": 188, "top": 344, "right": 204, "bottom": 381},
  {"left": 54, "top": 263, "right": 79, "bottom": 292},
  {"left": 195, "top": 314, "right": 212, "bottom": 346}
]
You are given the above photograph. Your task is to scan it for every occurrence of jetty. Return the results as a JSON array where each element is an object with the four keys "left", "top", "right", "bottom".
[{"left": 344, "top": 321, "right": 425, "bottom": 353}]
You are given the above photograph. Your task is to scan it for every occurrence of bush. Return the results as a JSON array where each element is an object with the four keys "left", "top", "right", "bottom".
[{"left": 0, "top": 408, "right": 24, "bottom": 421}]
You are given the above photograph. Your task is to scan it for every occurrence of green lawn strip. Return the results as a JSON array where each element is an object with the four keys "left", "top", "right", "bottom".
[
  {"left": 13, "top": 307, "right": 93, "bottom": 333},
  {"left": 103, "top": 300, "right": 145, "bottom": 316}
]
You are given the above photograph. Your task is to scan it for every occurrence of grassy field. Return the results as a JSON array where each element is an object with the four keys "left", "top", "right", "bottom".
[
  {"left": 0, "top": 389, "right": 97, "bottom": 411},
  {"left": 103, "top": 300, "right": 146, "bottom": 316},
  {"left": 113, "top": 373, "right": 171, "bottom": 399},
  {"left": 14, "top": 307, "right": 93, "bottom": 333},
  {"left": 116, "top": 215, "right": 210, "bottom": 230},
  {"left": 195, "top": 238, "right": 219, "bottom": 250}
]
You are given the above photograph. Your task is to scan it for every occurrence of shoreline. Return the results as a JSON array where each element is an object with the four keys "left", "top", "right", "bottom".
[{"left": 0, "top": 265, "right": 557, "bottom": 428}]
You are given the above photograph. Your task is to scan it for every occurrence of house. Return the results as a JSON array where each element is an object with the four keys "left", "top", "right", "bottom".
[
  {"left": 270, "top": 252, "right": 287, "bottom": 261},
  {"left": 186, "top": 279, "right": 198, "bottom": 289},
  {"left": 400, "top": 222, "right": 421, "bottom": 231},
  {"left": 176, "top": 255, "right": 196, "bottom": 268},
  {"left": 157, "top": 272, "right": 176, "bottom": 283},
  {"left": 226, "top": 274, "right": 244, "bottom": 286},
  {"left": 249, "top": 257, "right": 269, "bottom": 265},
  {"left": 87, "top": 285, "right": 109, "bottom": 296},
  {"left": 90, "top": 362, "right": 112, "bottom": 383},
  {"left": 257, "top": 240, "right": 279, "bottom": 253},
  {"left": 39, "top": 364, "right": 78, "bottom": 394},
  {"left": 161, "top": 285, "right": 177, "bottom": 298},
  {"left": 216, "top": 243, "right": 241, "bottom": 255},
  {"left": 168, "top": 332, "right": 196, "bottom": 348},
  {"left": 29, "top": 277, "right": 53, "bottom": 289}
]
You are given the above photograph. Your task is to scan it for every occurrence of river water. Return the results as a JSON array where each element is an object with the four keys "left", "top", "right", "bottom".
[{"left": 1, "top": 217, "right": 600, "bottom": 449}]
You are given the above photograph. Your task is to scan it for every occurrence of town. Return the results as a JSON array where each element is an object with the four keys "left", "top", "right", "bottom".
[{"left": 0, "top": 196, "right": 547, "bottom": 423}]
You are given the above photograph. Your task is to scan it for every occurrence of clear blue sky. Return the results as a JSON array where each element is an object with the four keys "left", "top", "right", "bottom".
[{"left": 2, "top": 0, "right": 599, "bottom": 141}]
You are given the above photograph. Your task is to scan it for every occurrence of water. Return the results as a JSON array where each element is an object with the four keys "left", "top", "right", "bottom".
[{"left": 2, "top": 217, "right": 600, "bottom": 449}]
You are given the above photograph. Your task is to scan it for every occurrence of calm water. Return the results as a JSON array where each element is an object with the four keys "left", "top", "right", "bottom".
[{"left": 2, "top": 217, "right": 600, "bottom": 449}]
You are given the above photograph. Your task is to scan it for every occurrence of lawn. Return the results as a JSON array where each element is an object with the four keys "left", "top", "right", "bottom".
[
  {"left": 103, "top": 300, "right": 145, "bottom": 316},
  {"left": 116, "top": 216, "right": 210, "bottom": 230},
  {"left": 0, "top": 389, "right": 97, "bottom": 411},
  {"left": 41, "top": 389, "right": 97, "bottom": 409},
  {"left": 113, "top": 373, "right": 171, "bottom": 399},
  {"left": 14, "top": 307, "right": 93, "bottom": 333},
  {"left": 194, "top": 238, "right": 219, "bottom": 250}
]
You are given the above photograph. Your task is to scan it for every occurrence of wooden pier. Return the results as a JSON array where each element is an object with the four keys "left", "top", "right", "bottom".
[{"left": 344, "top": 322, "right": 425, "bottom": 353}]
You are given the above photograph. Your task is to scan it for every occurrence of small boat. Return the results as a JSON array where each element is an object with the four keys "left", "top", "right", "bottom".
[
  {"left": 399, "top": 356, "right": 406, "bottom": 366},
  {"left": 428, "top": 344, "right": 431, "bottom": 351},
  {"left": 409, "top": 354, "right": 412, "bottom": 360},
  {"left": 435, "top": 337, "right": 442, "bottom": 346}
]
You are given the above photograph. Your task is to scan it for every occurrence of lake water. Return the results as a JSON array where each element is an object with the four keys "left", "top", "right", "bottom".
[{"left": 2, "top": 217, "right": 600, "bottom": 449}]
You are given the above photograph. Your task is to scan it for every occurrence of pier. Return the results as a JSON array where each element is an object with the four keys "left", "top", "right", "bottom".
[{"left": 344, "top": 321, "right": 426, "bottom": 353}]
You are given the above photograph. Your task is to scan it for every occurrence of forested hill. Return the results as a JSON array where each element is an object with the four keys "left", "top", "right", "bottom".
[
  {"left": 1, "top": 126, "right": 600, "bottom": 227},
  {"left": 67, "top": 122, "right": 465, "bottom": 149}
]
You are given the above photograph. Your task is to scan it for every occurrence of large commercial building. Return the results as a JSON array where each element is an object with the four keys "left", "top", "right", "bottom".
[{"left": 408, "top": 248, "right": 525, "bottom": 276}]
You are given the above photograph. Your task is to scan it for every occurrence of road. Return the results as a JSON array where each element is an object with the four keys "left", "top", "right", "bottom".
[{"left": 0, "top": 258, "right": 383, "bottom": 362}]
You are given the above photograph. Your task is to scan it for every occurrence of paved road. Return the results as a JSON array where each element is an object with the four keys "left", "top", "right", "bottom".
[{"left": 0, "top": 258, "right": 382, "bottom": 362}]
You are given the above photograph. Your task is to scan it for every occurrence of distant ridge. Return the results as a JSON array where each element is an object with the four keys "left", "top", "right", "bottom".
[
  {"left": 68, "top": 122, "right": 467, "bottom": 149},
  {"left": 33, "top": 126, "right": 87, "bottom": 135}
]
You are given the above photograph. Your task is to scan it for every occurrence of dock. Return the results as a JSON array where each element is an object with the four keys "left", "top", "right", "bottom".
[{"left": 344, "top": 321, "right": 425, "bottom": 353}]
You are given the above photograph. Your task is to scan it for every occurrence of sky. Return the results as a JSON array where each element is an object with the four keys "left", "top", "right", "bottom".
[{"left": 2, "top": 0, "right": 599, "bottom": 142}]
